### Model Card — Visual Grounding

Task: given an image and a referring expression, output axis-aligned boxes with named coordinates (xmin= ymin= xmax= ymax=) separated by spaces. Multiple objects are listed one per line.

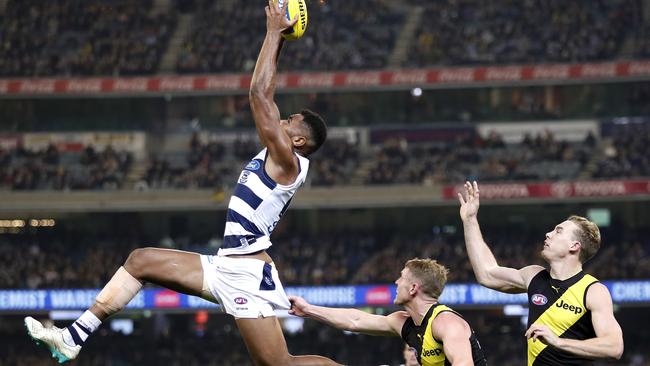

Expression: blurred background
xmin=0 ymin=0 xmax=649 ymax=365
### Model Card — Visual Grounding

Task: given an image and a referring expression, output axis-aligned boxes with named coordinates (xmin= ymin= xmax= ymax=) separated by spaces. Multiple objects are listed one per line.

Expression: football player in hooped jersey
xmin=289 ymin=258 xmax=488 ymax=366
xmin=458 ymin=181 xmax=624 ymax=366
xmin=24 ymin=2 xmax=338 ymax=365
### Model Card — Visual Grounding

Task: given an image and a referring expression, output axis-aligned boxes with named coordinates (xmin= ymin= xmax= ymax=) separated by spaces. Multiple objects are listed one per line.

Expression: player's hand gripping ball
xmin=276 ymin=0 xmax=308 ymax=41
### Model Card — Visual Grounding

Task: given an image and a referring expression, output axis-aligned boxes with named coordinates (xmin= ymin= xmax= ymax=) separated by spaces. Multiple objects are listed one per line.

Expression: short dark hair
xmin=300 ymin=109 xmax=327 ymax=156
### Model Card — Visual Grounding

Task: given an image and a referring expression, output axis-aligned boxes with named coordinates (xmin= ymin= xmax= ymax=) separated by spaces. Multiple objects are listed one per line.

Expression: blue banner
xmin=0 ymin=281 xmax=648 ymax=312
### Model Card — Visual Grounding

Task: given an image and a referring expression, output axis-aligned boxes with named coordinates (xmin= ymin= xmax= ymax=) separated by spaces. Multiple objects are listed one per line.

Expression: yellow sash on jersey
xmin=421 ymin=305 xmax=454 ymax=366
xmin=527 ymin=274 xmax=598 ymax=366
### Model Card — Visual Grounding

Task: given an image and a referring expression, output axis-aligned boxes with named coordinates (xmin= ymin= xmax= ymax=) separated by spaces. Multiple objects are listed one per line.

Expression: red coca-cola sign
xmin=1 ymin=60 xmax=648 ymax=96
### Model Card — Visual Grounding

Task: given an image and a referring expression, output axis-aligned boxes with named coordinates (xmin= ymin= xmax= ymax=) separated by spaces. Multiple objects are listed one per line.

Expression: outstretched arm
xmin=288 ymin=295 xmax=408 ymax=336
xmin=249 ymin=0 xmax=298 ymax=173
xmin=525 ymin=283 xmax=624 ymax=359
xmin=458 ymin=181 xmax=543 ymax=293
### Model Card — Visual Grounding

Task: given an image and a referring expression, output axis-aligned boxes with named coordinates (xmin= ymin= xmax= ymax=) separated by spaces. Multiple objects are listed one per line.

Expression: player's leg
xmin=236 ymin=316 xmax=341 ymax=366
xmin=91 ymin=247 xmax=205 ymax=319
xmin=25 ymin=247 xmax=205 ymax=363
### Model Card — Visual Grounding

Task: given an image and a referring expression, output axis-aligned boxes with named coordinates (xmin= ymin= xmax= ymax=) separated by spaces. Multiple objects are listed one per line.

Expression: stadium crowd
xmin=0 ymin=0 xmax=176 ymax=77
xmin=0 ymin=144 xmax=132 ymax=190
xmin=594 ymin=121 xmax=650 ymax=178
xmin=175 ymin=0 xmax=404 ymax=73
xmin=2 ymin=225 xmax=648 ymax=290
xmin=0 ymin=0 xmax=647 ymax=77
xmin=2 ymin=124 xmax=650 ymax=190
xmin=366 ymin=129 xmax=595 ymax=185
xmin=143 ymin=133 xmax=229 ymax=190
xmin=407 ymin=0 xmax=640 ymax=67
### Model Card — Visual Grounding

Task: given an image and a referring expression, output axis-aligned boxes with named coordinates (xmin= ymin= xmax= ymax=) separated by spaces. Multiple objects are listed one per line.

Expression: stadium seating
xmin=2 ymin=122 xmax=649 ymax=191
xmin=0 ymin=0 xmax=176 ymax=77
xmin=2 ymin=225 xmax=648 ymax=289
xmin=1 ymin=0 xmax=647 ymax=76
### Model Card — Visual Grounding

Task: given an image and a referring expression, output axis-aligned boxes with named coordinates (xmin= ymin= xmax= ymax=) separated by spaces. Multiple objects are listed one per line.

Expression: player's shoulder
xmin=522 ymin=264 xmax=546 ymax=275
xmin=522 ymin=265 xmax=546 ymax=284
xmin=431 ymin=310 xmax=471 ymax=339
xmin=433 ymin=308 xmax=465 ymax=325
xmin=388 ymin=310 xmax=410 ymax=322
xmin=388 ymin=310 xmax=411 ymax=332
xmin=585 ymin=282 xmax=612 ymax=303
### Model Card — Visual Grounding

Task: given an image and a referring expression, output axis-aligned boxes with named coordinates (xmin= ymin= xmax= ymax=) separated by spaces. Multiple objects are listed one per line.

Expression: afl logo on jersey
xmin=234 ymin=297 xmax=248 ymax=305
xmin=246 ymin=160 xmax=261 ymax=171
xmin=531 ymin=294 xmax=548 ymax=305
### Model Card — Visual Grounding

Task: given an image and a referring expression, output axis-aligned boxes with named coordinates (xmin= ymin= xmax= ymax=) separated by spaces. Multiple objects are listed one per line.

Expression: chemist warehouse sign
xmin=0 ymin=281 xmax=648 ymax=311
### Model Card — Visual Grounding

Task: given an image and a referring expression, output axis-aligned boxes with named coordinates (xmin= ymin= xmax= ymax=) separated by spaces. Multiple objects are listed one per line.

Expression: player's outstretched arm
xmin=249 ymin=0 xmax=299 ymax=173
xmin=525 ymin=283 xmax=624 ymax=359
xmin=431 ymin=312 xmax=474 ymax=366
xmin=458 ymin=181 xmax=543 ymax=293
xmin=288 ymin=295 xmax=408 ymax=336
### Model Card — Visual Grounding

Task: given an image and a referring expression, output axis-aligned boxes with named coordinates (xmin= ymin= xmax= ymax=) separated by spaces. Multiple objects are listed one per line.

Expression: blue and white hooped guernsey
xmin=218 ymin=148 xmax=309 ymax=256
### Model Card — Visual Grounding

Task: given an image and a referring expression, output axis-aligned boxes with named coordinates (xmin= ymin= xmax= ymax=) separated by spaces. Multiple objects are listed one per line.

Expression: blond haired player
xmin=458 ymin=181 xmax=624 ymax=365
xmin=25 ymin=2 xmax=339 ymax=365
xmin=289 ymin=259 xmax=488 ymax=366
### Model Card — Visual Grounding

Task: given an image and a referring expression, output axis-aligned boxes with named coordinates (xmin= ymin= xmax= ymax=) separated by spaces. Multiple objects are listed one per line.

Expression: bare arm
xmin=458 ymin=181 xmax=543 ymax=293
xmin=431 ymin=312 xmax=474 ymax=366
xmin=526 ymin=283 xmax=623 ymax=359
xmin=288 ymin=295 xmax=408 ymax=336
xmin=249 ymin=1 xmax=298 ymax=175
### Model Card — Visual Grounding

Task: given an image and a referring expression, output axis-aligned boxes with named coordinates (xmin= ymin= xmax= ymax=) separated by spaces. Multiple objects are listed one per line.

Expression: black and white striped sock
xmin=62 ymin=311 xmax=102 ymax=347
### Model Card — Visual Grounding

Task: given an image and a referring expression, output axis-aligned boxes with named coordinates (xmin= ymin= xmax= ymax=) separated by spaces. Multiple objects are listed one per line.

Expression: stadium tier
xmin=0 ymin=118 xmax=648 ymax=191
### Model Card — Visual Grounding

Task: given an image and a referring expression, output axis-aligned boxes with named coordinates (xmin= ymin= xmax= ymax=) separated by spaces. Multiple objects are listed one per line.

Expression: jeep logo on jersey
xmin=556 ymin=299 xmax=583 ymax=315
xmin=531 ymin=294 xmax=548 ymax=305
xmin=246 ymin=160 xmax=261 ymax=171
xmin=234 ymin=297 xmax=248 ymax=305
xmin=422 ymin=348 xmax=442 ymax=357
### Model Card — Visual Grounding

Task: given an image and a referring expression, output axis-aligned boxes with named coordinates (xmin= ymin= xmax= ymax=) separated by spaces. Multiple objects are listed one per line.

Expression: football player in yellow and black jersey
xmin=458 ymin=181 xmax=624 ymax=365
xmin=289 ymin=258 xmax=488 ymax=366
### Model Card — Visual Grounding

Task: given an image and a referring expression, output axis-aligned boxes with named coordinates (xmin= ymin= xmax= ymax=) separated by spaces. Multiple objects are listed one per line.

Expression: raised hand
xmin=458 ymin=181 xmax=481 ymax=221
xmin=265 ymin=0 xmax=298 ymax=34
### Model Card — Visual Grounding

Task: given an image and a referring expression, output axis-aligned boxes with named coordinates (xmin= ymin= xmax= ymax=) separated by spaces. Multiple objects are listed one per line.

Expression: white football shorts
xmin=199 ymin=255 xmax=291 ymax=319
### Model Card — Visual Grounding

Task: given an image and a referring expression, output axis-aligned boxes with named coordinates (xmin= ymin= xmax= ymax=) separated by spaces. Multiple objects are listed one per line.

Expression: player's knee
xmin=124 ymin=247 xmax=157 ymax=279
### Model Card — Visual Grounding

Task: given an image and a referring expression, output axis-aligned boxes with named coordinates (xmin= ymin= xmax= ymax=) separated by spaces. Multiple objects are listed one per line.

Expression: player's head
xmin=403 ymin=343 xmax=419 ymax=366
xmin=542 ymin=215 xmax=601 ymax=264
xmin=280 ymin=109 xmax=327 ymax=157
xmin=394 ymin=258 xmax=449 ymax=305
